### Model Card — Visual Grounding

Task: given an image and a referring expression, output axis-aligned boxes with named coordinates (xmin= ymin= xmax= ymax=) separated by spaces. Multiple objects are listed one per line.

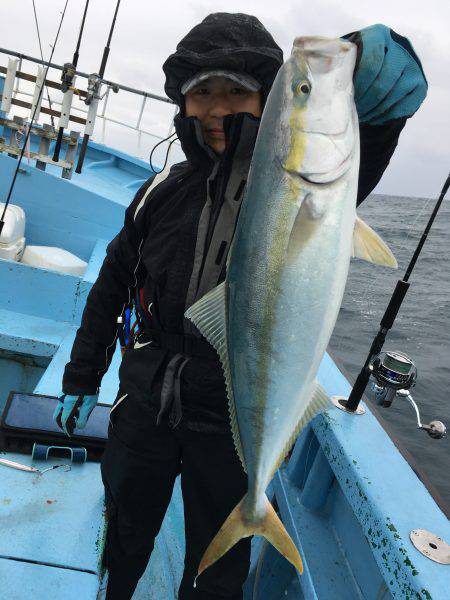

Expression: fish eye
xmin=292 ymin=80 xmax=311 ymax=96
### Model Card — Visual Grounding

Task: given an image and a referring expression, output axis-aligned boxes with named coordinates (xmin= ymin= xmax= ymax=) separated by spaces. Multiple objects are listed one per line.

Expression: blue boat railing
xmin=244 ymin=353 xmax=450 ymax=599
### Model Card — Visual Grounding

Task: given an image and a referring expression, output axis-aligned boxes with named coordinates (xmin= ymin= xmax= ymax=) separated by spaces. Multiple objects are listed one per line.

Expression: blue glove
xmin=53 ymin=394 xmax=99 ymax=436
xmin=344 ymin=24 xmax=428 ymax=125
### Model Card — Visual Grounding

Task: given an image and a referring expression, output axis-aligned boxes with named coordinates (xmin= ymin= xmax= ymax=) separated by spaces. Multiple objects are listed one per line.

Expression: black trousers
xmin=100 ymin=392 xmax=251 ymax=599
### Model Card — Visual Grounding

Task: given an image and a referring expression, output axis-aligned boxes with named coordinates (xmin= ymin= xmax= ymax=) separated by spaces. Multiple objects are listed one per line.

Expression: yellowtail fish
xmin=186 ymin=36 xmax=397 ymax=577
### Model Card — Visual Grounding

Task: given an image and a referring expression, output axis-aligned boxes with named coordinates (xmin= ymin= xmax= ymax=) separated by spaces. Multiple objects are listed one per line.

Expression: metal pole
xmin=0 ymin=47 xmax=174 ymax=104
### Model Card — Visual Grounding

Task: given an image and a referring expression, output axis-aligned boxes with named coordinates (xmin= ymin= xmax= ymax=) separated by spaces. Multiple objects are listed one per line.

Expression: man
xmin=54 ymin=13 xmax=427 ymax=600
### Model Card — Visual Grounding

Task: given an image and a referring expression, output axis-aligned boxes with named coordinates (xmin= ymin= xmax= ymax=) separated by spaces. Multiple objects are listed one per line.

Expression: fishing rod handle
xmin=99 ymin=47 xmax=110 ymax=80
xmin=52 ymin=127 xmax=64 ymax=162
xmin=75 ymin=133 xmax=89 ymax=174
xmin=98 ymin=0 xmax=121 ymax=78
xmin=346 ymin=329 xmax=387 ymax=410
xmin=346 ymin=279 xmax=411 ymax=411
xmin=346 ymin=369 xmax=372 ymax=411
xmin=380 ymin=279 xmax=410 ymax=329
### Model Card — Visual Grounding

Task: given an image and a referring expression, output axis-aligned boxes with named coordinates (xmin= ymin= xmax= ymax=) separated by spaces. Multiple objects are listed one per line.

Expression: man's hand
xmin=344 ymin=24 xmax=428 ymax=125
xmin=53 ymin=394 xmax=99 ymax=436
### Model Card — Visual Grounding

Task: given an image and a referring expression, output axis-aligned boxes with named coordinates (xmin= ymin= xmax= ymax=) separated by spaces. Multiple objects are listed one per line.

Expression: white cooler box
xmin=0 ymin=202 xmax=26 ymax=261
xmin=0 ymin=202 xmax=87 ymax=276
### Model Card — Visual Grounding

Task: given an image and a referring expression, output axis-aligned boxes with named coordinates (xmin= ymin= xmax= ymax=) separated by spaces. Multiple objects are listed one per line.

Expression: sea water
xmin=329 ymin=194 xmax=450 ymax=509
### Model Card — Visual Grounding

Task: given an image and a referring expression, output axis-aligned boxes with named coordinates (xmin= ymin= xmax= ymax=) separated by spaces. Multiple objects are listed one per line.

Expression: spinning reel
xmin=369 ymin=351 xmax=446 ymax=439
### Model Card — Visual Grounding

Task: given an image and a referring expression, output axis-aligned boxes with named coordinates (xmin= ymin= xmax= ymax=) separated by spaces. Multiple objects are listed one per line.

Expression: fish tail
xmin=197 ymin=493 xmax=303 ymax=578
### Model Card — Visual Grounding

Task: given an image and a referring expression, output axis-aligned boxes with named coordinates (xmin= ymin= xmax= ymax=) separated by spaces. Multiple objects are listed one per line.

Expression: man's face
xmin=184 ymin=76 xmax=262 ymax=155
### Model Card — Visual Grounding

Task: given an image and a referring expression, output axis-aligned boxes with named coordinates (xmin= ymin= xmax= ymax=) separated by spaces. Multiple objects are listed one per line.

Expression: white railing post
xmin=136 ymin=96 xmax=147 ymax=129
xmin=12 ymin=57 xmax=22 ymax=100
xmin=100 ymin=85 xmax=111 ymax=144
xmin=1 ymin=58 xmax=18 ymax=114
xmin=136 ymin=96 xmax=147 ymax=157
xmin=30 ymin=66 xmax=45 ymax=122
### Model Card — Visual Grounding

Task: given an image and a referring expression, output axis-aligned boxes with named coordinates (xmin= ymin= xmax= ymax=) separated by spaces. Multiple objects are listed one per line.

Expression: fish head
xmin=268 ymin=36 xmax=357 ymax=185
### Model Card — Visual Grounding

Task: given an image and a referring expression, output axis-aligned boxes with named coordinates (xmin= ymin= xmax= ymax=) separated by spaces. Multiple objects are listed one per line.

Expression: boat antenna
xmin=0 ymin=0 xmax=70 ymax=238
xmin=75 ymin=0 xmax=122 ymax=174
xmin=343 ymin=171 xmax=450 ymax=413
xmin=52 ymin=0 xmax=91 ymax=162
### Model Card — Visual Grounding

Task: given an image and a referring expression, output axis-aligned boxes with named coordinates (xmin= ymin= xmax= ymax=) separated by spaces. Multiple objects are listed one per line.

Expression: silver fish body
xmin=186 ymin=36 xmax=396 ymax=576
xmin=228 ymin=36 xmax=359 ymax=513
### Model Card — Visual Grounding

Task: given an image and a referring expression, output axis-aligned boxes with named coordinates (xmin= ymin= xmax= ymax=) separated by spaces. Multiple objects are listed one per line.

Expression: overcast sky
xmin=0 ymin=0 xmax=449 ymax=198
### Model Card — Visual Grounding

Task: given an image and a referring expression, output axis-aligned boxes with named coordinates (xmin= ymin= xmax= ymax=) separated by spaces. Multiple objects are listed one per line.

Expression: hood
xmin=163 ymin=13 xmax=283 ymax=107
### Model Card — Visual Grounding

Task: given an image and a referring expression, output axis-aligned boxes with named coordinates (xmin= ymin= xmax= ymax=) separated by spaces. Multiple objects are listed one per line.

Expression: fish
xmin=185 ymin=36 xmax=397 ymax=577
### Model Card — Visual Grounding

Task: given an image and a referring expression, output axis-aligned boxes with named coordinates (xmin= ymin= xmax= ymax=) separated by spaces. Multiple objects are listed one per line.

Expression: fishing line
xmin=0 ymin=0 xmax=70 ymax=235
xmin=159 ymin=137 xmax=179 ymax=172
xmin=353 ymin=193 xmax=434 ymax=352
xmin=359 ymin=195 xmax=434 ymax=318
xmin=149 ymin=131 xmax=178 ymax=173
xmin=32 ymin=0 xmax=56 ymax=128
xmin=325 ymin=193 xmax=434 ymax=389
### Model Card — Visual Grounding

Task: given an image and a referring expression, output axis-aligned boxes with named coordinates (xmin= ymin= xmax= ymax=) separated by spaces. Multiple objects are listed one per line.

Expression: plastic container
xmin=0 ymin=202 xmax=26 ymax=261
xmin=21 ymin=246 xmax=87 ymax=276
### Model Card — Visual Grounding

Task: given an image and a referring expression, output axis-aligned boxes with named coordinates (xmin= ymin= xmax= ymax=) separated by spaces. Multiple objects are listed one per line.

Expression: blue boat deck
xmin=1 ymin=127 xmax=450 ymax=599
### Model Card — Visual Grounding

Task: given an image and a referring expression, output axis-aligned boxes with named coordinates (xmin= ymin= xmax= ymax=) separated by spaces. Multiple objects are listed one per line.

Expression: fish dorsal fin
xmin=352 ymin=216 xmax=397 ymax=268
xmin=185 ymin=282 xmax=246 ymax=470
xmin=272 ymin=380 xmax=330 ymax=477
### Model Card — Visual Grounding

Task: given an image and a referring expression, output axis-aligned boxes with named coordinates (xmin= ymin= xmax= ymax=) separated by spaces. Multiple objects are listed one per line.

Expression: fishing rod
xmin=52 ymin=0 xmax=91 ymax=162
xmin=32 ymin=0 xmax=56 ymax=129
xmin=0 ymin=0 xmax=70 ymax=238
xmin=75 ymin=0 xmax=121 ymax=174
xmin=343 ymin=171 xmax=450 ymax=413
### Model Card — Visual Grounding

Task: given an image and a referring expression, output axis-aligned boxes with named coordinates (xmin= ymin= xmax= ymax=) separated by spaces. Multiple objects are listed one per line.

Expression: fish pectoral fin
xmin=185 ymin=283 xmax=246 ymax=471
xmin=352 ymin=216 xmax=397 ymax=268
xmin=286 ymin=194 xmax=322 ymax=265
xmin=197 ymin=494 xmax=303 ymax=579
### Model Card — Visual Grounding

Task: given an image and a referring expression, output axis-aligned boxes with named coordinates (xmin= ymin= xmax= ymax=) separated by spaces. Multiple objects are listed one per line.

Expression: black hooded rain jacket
xmin=62 ymin=13 xmax=407 ymax=432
